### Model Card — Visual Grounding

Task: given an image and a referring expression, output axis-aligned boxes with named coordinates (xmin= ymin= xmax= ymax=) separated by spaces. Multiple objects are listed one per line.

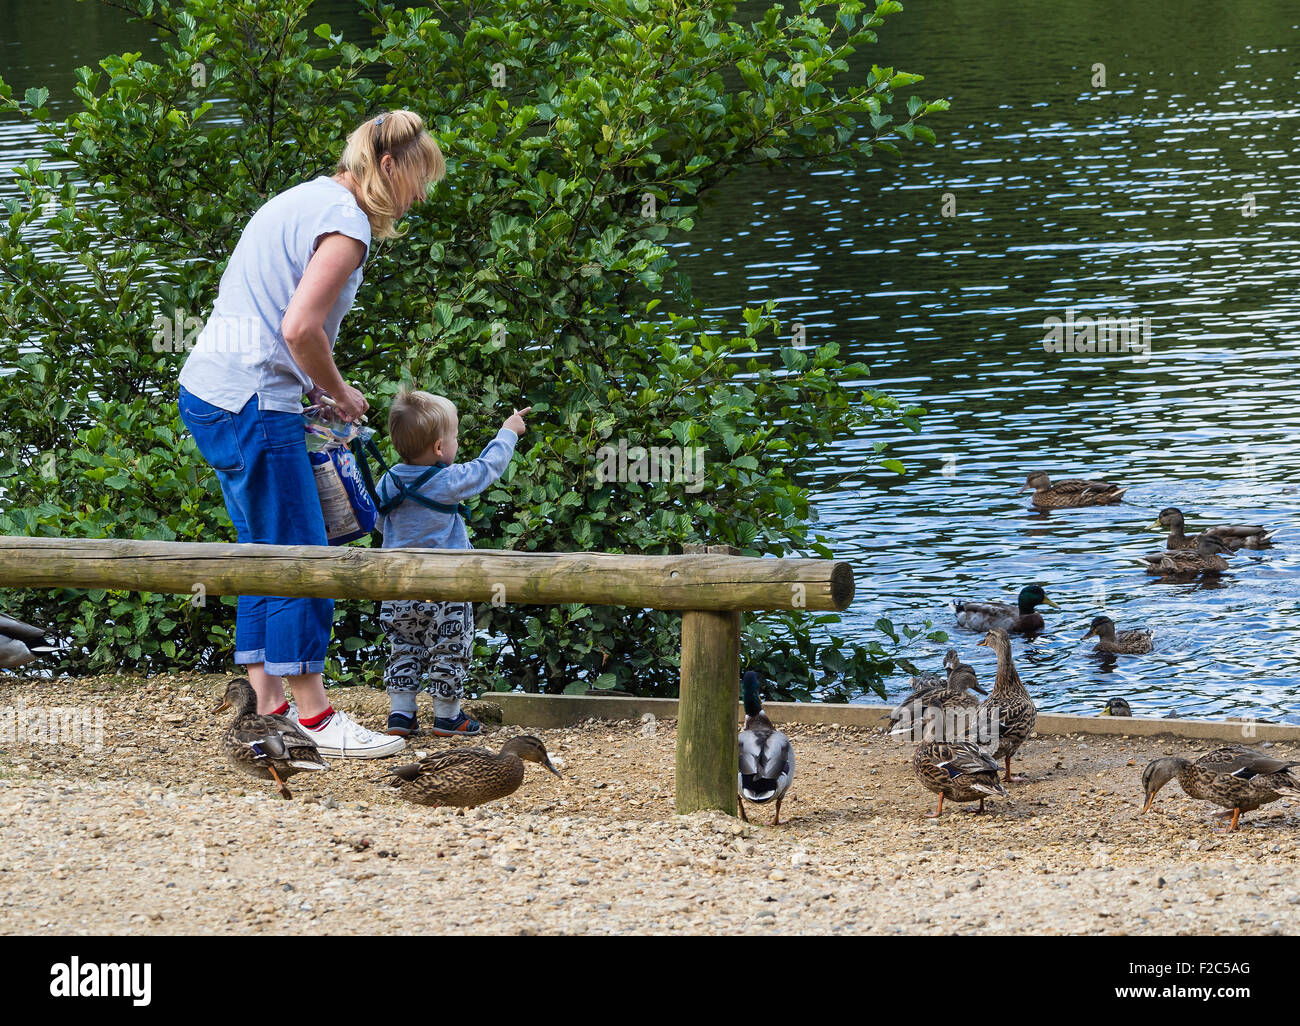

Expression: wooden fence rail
xmin=0 ymin=535 xmax=855 ymax=815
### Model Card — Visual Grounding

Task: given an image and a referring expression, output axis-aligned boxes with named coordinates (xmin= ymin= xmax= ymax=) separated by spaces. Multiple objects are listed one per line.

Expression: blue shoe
xmin=429 ymin=711 xmax=482 ymax=737
xmin=386 ymin=711 xmax=419 ymax=737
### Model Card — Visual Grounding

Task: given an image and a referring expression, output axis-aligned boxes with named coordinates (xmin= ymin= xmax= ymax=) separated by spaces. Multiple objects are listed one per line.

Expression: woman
xmin=178 ymin=110 xmax=444 ymax=758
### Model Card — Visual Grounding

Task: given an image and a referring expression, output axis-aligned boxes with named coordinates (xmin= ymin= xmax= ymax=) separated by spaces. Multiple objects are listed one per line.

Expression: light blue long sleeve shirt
xmin=376 ymin=428 xmax=518 ymax=550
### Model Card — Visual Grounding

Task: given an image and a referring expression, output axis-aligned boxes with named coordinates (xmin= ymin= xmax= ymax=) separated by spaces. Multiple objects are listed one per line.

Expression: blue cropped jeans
xmin=178 ymin=386 xmax=333 ymax=676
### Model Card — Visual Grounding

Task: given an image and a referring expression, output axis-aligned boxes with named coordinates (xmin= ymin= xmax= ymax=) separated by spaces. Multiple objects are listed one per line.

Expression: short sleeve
xmin=315 ymin=200 xmax=372 ymax=266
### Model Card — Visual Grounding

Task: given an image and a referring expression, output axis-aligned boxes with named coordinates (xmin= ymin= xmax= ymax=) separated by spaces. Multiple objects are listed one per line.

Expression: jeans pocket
xmin=179 ymin=392 xmax=245 ymax=473
xmin=258 ymin=405 xmax=309 ymax=452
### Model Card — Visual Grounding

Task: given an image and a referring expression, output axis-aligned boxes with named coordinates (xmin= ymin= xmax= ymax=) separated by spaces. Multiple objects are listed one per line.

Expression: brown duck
xmin=1155 ymin=506 xmax=1277 ymax=550
xmin=1142 ymin=746 xmax=1300 ymax=831
xmin=913 ymin=740 xmax=1009 ymax=817
xmin=1082 ymin=615 xmax=1153 ymax=654
xmin=1021 ymin=471 xmax=1126 ymax=509
xmin=213 ymin=678 xmax=328 ymax=799
xmin=976 ymin=628 xmax=1036 ymax=783
xmin=385 ymin=735 xmax=561 ymax=808
xmin=1139 ymin=533 xmax=1232 ymax=576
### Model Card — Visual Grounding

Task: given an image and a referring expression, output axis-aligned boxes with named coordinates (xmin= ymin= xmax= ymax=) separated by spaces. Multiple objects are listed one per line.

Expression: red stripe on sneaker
xmin=300 ymin=707 xmax=335 ymax=730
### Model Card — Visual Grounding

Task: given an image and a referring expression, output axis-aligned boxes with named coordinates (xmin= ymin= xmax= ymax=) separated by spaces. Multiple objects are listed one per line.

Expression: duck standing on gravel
xmin=737 ymin=670 xmax=795 ymax=826
xmin=953 ymin=584 xmax=1059 ymax=635
xmin=384 ymin=735 xmax=561 ymax=808
xmin=1082 ymin=615 xmax=1154 ymax=655
xmin=913 ymin=740 xmax=1009 ymax=817
xmin=1141 ymin=746 xmax=1300 ymax=832
xmin=1020 ymin=471 xmax=1126 ymax=509
xmin=977 ymin=629 xmax=1037 ymax=784
xmin=214 ymin=678 xmax=328 ymax=799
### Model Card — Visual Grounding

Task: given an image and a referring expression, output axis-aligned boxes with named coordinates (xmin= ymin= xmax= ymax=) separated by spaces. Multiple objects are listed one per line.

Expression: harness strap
xmin=357 ymin=436 xmax=467 ymax=517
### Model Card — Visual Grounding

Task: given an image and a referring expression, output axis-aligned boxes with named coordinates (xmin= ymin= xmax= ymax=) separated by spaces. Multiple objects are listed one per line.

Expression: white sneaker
xmin=302 ymin=709 xmax=407 ymax=759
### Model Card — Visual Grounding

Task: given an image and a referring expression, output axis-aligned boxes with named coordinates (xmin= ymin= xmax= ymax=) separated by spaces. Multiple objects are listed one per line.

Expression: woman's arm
xmin=281 ymin=232 xmax=369 ymax=421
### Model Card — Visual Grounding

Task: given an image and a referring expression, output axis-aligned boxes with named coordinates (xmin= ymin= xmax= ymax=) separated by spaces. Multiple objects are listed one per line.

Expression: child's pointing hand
xmin=504 ymin=406 xmax=531 ymax=436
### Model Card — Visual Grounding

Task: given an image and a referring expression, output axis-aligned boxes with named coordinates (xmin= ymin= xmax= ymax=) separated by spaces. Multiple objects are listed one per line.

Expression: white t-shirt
xmin=178 ymin=176 xmax=372 ymax=414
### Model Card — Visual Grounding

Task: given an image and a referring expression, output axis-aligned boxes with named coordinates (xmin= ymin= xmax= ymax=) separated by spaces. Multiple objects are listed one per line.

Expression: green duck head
xmin=1017 ymin=584 xmax=1059 ymax=614
xmin=742 ymin=670 xmax=763 ymax=716
xmin=502 ymin=735 xmax=563 ymax=777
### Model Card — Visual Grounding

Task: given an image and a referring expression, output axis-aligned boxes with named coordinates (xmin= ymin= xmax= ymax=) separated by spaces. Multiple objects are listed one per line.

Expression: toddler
xmin=376 ymin=389 xmax=528 ymax=736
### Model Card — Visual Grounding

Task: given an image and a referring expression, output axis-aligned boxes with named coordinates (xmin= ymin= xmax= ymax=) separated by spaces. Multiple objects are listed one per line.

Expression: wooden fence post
xmin=676 ymin=544 xmax=741 ymax=816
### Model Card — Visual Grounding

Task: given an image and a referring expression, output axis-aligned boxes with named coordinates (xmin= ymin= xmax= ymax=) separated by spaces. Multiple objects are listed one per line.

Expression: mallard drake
xmin=913 ymin=740 xmax=1009 ymax=817
xmin=953 ymin=584 xmax=1059 ymax=635
xmin=1021 ymin=471 xmax=1126 ymax=509
xmin=213 ymin=678 xmax=328 ymax=799
xmin=976 ymin=628 xmax=1036 ymax=784
xmin=1155 ymin=507 xmax=1277 ymax=551
xmin=1139 ymin=533 xmax=1232 ymax=576
xmin=1083 ymin=615 xmax=1153 ymax=654
xmin=0 ymin=613 xmax=58 ymax=670
xmin=385 ymin=735 xmax=561 ymax=808
xmin=1101 ymin=697 xmax=1132 ymax=717
xmin=1141 ymin=746 xmax=1300 ymax=831
xmin=889 ymin=654 xmax=986 ymax=741
xmin=737 ymin=670 xmax=795 ymax=825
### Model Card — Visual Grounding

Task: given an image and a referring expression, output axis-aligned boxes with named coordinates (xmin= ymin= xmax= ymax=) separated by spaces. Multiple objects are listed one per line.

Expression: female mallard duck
xmin=903 ymin=649 xmax=962 ymax=695
xmin=1021 ymin=471 xmax=1126 ymax=509
xmin=385 ymin=735 xmax=561 ymax=808
xmin=738 ymin=670 xmax=795 ymax=825
xmin=213 ymin=678 xmax=328 ymax=799
xmin=889 ymin=654 xmax=986 ymax=741
xmin=1155 ymin=507 xmax=1277 ymax=551
xmin=913 ymin=740 xmax=1009 ymax=817
xmin=1139 ymin=533 xmax=1232 ymax=576
xmin=1141 ymin=746 xmax=1300 ymax=831
xmin=977 ymin=628 xmax=1036 ymax=784
xmin=1101 ymin=697 xmax=1132 ymax=717
xmin=1082 ymin=615 xmax=1153 ymax=655
xmin=953 ymin=584 xmax=1059 ymax=635
xmin=0 ymin=613 xmax=58 ymax=670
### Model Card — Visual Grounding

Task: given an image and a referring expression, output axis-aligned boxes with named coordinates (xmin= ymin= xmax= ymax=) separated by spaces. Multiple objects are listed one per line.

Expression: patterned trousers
xmin=379 ymin=600 xmax=473 ymax=700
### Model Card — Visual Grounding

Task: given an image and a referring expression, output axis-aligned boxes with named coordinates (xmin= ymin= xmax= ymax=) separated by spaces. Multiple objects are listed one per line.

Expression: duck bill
xmin=971 ymin=683 xmax=988 ymax=696
xmin=1149 ymin=521 xmax=1164 ymax=530
xmin=212 ymin=699 xmax=231 ymax=715
xmin=1018 ymin=484 xmax=1031 ymax=493
xmin=976 ymin=637 xmax=989 ymax=647
xmin=1099 ymin=706 xmax=1110 ymax=715
xmin=1042 ymin=596 xmax=1060 ymax=609
xmin=544 ymin=760 xmax=563 ymax=778
xmin=1082 ymin=629 xmax=1096 ymax=641
xmin=1141 ymin=794 xmax=1155 ymax=814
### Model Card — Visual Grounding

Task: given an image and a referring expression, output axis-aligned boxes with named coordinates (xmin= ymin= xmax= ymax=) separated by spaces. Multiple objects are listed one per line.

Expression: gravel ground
xmin=3 ymin=672 xmax=1300 ymax=935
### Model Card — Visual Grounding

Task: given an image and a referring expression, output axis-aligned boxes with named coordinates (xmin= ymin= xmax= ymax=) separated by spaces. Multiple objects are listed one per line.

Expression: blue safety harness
xmin=354 ymin=435 xmax=467 ymax=518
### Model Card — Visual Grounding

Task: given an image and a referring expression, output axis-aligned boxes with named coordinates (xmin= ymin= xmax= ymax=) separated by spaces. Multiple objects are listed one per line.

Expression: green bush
xmin=0 ymin=0 xmax=945 ymax=699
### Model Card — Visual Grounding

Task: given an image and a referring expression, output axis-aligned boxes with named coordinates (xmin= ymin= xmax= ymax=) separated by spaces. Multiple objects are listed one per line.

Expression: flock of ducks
xmin=888 ymin=471 xmax=1295 ymax=831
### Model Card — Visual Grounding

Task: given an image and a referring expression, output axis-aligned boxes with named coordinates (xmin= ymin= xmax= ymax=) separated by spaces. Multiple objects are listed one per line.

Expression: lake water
xmin=4 ymin=1 xmax=1300 ymax=720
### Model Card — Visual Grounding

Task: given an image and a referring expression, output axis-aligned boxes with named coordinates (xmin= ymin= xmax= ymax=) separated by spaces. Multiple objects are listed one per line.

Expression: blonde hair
xmin=336 ymin=110 xmax=445 ymax=240
xmin=389 ymin=389 xmax=457 ymax=462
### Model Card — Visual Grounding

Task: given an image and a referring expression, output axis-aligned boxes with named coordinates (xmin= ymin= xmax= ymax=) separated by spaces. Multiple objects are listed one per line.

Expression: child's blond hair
xmin=389 ymin=390 xmax=457 ymax=462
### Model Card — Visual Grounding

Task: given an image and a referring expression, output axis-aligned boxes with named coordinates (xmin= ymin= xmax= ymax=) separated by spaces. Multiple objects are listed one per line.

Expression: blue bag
xmin=303 ymin=412 xmax=379 ymax=546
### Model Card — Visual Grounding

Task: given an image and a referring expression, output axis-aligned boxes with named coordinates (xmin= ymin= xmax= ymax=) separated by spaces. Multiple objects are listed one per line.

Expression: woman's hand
xmin=334 ymin=383 xmax=370 ymax=423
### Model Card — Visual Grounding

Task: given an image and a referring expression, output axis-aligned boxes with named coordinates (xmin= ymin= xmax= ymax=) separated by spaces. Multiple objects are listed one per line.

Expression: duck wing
xmin=0 ymin=614 xmax=48 ymax=644
xmin=232 ymin=715 xmax=327 ymax=770
xmin=739 ymin=728 xmax=794 ymax=800
xmin=952 ymin=599 xmax=1016 ymax=631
